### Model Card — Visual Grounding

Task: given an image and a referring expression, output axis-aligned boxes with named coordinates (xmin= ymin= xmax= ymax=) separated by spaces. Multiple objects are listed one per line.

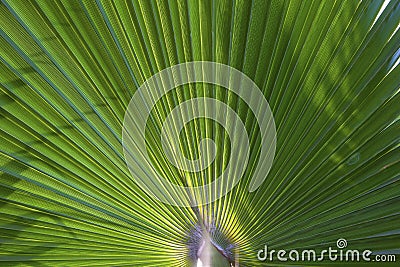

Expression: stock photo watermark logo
xmin=257 ymin=238 xmax=396 ymax=263
xmin=122 ymin=62 xmax=276 ymax=207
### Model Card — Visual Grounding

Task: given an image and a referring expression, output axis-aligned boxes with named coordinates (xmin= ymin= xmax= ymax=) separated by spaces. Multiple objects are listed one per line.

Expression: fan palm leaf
xmin=1 ymin=0 xmax=399 ymax=266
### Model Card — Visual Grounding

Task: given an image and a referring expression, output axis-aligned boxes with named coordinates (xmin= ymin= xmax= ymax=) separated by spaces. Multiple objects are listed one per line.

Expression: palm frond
xmin=1 ymin=0 xmax=399 ymax=266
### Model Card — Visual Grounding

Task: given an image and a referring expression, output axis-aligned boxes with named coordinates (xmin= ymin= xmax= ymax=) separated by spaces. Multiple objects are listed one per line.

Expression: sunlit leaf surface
xmin=1 ymin=0 xmax=399 ymax=266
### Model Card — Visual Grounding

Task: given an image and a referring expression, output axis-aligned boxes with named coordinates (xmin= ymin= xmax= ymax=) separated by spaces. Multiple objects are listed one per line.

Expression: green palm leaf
xmin=1 ymin=0 xmax=399 ymax=266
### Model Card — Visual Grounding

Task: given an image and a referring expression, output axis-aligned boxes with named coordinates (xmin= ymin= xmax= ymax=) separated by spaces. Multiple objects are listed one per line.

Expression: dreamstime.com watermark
xmin=257 ymin=238 xmax=396 ymax=263
xmin=122 ymin=61 xmax=276 ymax=207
